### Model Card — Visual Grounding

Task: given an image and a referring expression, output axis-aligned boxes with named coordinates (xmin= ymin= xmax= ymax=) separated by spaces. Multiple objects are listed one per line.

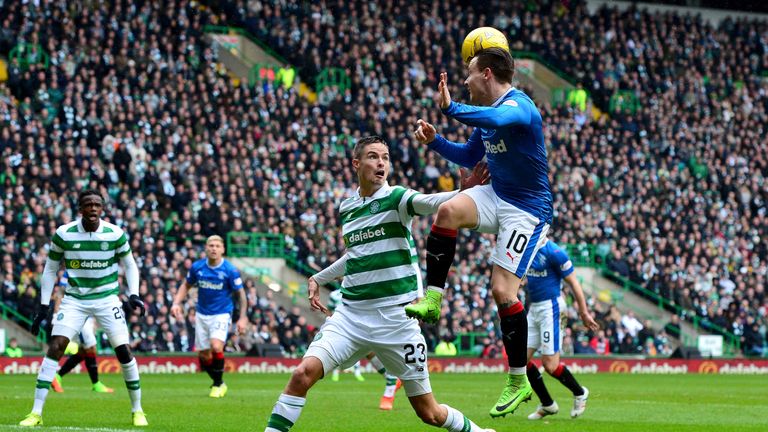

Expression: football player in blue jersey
xmin=523 ymin=240 xmax=598 ymax=420
xmin=406 ymin=47 xmax=553 ymax=417
xmin=172 ymin=235 xmax=248 ymax=398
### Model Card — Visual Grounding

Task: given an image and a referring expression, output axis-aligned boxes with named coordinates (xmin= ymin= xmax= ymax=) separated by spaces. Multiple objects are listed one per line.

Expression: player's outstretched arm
xmin=442 ymin=98 xmax=532 ymax=129
xmin=418 ymin=125 xmax=485 ymax=168
xmin=564 ymin=273 xmax=599 ymax=331
xmin=408 ymin=162 xmax=491 ymax=216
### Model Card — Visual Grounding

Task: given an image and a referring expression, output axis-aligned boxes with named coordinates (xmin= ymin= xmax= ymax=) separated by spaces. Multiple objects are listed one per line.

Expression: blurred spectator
xmin=434 ymin=335 xmax=458 ymax=357
xmin=589 ymin=330 xmax=611 ymax=355
xmin=4 ymin=337 xmax=23 ymax=357
xmin=574 ymin=335 xmax=596 ymax=355
xmin=665 ymin=315 xmax=682 ymax=339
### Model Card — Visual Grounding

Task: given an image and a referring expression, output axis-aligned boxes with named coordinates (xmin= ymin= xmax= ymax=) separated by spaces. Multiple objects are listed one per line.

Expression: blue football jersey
xmin=185 ymin=259 xmax=244 ymax=315
xmin=430 ymin=88 xmax=553 ymax=223
xmin=526 ymin=241 xmax=574 ymax=303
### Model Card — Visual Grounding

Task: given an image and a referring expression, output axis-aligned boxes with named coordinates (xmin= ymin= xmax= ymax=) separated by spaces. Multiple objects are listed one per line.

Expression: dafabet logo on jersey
xmin=69 ymin=260 xmax=110 ymax=270
xmin=344 ymin=227 xmax=387 ymax=246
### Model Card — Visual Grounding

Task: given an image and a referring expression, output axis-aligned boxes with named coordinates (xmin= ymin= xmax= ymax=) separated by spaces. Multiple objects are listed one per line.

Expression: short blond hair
xmin=206 ymin=235 xmax=225 ymax=246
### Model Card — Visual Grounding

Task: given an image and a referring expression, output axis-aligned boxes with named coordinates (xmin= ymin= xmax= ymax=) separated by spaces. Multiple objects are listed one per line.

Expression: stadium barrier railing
xmin=561 ymin=243 xmax=741 ymax=355
xmin=223 ymin=233 xmax=741 ymax=355
xmin=0 ymin=301 xmax=48 ymax=345
xmin=8 ymin=42 xmax=50 ymax=71
xmin=202 ymin=25 xmax=290 ymax=66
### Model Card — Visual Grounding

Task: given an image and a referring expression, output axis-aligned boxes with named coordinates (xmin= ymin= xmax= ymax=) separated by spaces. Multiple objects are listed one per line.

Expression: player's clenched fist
xmin=414 ymin=119 xmax=436 ymax=145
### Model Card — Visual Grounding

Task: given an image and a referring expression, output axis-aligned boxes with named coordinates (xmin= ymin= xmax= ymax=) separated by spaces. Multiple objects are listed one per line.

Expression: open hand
xmin=438 ymin=72 xmax=452 ymax=109
xmin=459 ymin=161 xmax=491 ymax=190
xmin=581 ymin=311 xmax=600 ymax=331
xmin=308 ymin=277 xmax=330 ymax=316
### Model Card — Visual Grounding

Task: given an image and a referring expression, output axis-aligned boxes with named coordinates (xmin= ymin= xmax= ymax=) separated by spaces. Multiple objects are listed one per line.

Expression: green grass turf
xmin=1 ymin=372 xmax=767 ymax=431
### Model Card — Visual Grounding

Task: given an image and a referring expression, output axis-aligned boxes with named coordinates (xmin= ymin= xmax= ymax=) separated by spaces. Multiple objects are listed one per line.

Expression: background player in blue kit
xmin=523 ymin=240 xmax=598 ymax=420
xmin=172 ymin=235 xmax=248 ymax=398
xmin=407 ymin=47 xmax=553 ymax=417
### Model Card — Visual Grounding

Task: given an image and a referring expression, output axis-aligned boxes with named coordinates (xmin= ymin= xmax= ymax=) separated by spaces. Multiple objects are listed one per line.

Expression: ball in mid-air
xmin=461 ymin=27 xmax=509 ymax=64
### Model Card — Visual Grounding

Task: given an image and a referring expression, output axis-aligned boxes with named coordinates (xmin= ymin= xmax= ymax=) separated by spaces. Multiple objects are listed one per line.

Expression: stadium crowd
xmin=0 ymin=0 xmax=765 ymax=358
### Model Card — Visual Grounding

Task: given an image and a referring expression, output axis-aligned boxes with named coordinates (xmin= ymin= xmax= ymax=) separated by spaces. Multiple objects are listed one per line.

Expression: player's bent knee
xmin=435 ymin=202 xmax=462 ymax=229
xmin=286 ymin=358 xmax=323 ymax=395
xmin=47 ymin=336 xmax=70 ymax=359
xmin=114 ymin=344 xmax=134 ymax=364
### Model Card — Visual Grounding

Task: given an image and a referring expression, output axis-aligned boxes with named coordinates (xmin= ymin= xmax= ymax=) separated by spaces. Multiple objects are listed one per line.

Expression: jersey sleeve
xmin=48 ymin=231 xmax=66 ymax=262
xmin=442 ymin=96 xmax=532 ymax=128
xmin=228 ymin=265 xmax=244 ymax=291
xmin=185 ymin=263 xmax=198 ymax=285
xmin=427 ymin=128 xmax=485 ymax=168
xmin=115 ymin=232 xmax=131 ymax=258
xmin=550 ymin=245 xmax=574 ymax=278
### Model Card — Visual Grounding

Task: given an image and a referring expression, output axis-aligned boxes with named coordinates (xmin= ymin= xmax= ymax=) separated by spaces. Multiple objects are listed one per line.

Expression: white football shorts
xmin=195 ymin=312 xmax=231 ymax=350
xmin=52 ymin=295 xmax=129 ymax=347
xmin=305 ymin=302 xmax=432 ymax=397
xmin=461 ymin=184 xmax=549 ymax=278
xmin=527 ymin=296 xmax=566 ymax=356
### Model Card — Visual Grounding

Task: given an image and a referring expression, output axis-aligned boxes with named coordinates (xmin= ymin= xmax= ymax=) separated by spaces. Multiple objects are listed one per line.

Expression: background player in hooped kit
xmin=406 ymin=47 xmax=554 ymax=418
xmin=171 ymin=235 xmax=248 ymax=398
xmin=264 ymin=135 xmax=496 ymax=432
xmin=523 ymin=240 xmax=599 ymax=420
xmin=20 ymin=189 xmax=147 ymax=427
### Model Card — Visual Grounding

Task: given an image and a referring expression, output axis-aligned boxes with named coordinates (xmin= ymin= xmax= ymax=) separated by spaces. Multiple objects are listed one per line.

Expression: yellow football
xmin=461 ymin=27 xmax=510 ymax=64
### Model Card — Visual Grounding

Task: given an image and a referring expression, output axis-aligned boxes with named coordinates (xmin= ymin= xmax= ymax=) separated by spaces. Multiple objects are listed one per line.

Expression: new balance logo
xmin=73 ymin=244 xmax=81 ymax=249
xmin=484 ymin=139 xmax=508 ymax=154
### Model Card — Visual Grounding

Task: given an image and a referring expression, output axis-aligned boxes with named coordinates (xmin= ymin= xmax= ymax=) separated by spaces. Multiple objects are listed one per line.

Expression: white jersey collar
xmin=353 ymin=183 xmax=391 ymax=201
xmin=491 ymin=87 xmax=516 ymax=108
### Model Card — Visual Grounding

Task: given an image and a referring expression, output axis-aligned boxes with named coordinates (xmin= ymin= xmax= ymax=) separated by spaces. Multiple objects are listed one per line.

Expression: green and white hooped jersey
xmin=48 ymin=219 xmax=132 ymax=300
xmin=339 ymin=184 xmax=423 ymax=308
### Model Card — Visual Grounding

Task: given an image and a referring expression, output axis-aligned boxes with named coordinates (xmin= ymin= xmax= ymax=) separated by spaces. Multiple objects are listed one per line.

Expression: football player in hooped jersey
xmin=20 ymin=190 xmax=147 ymax=427
xmin=407 ymin=47 xmax=553 ymax=417
xmin=171 ymin=235 xmax=248 ymax=398
xmin=523 ymin=240 xmax=598 ymax=420
xmin=265 ymin=136 xmax=496 ymax=432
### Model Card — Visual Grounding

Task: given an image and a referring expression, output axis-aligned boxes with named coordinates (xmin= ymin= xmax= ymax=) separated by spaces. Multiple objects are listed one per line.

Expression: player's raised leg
xmin=488 ymin=265 xmax=533 ymax=418
xmin=406 ymin=194 xmax=479 ymax=323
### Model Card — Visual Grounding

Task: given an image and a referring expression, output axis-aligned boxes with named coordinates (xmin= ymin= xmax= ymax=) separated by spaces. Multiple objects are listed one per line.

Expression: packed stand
xmin=0 ymin=0 xmax=766 ymax=357
xmin=223 ymin=0 xmax=768 ymax=354
xmin=0 ymin=0 xmax=317 ymax=356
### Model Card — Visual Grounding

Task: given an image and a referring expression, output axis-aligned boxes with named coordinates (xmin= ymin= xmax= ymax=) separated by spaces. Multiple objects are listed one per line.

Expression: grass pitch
xmin=1 ymin=372 xmax=767 ymax=431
